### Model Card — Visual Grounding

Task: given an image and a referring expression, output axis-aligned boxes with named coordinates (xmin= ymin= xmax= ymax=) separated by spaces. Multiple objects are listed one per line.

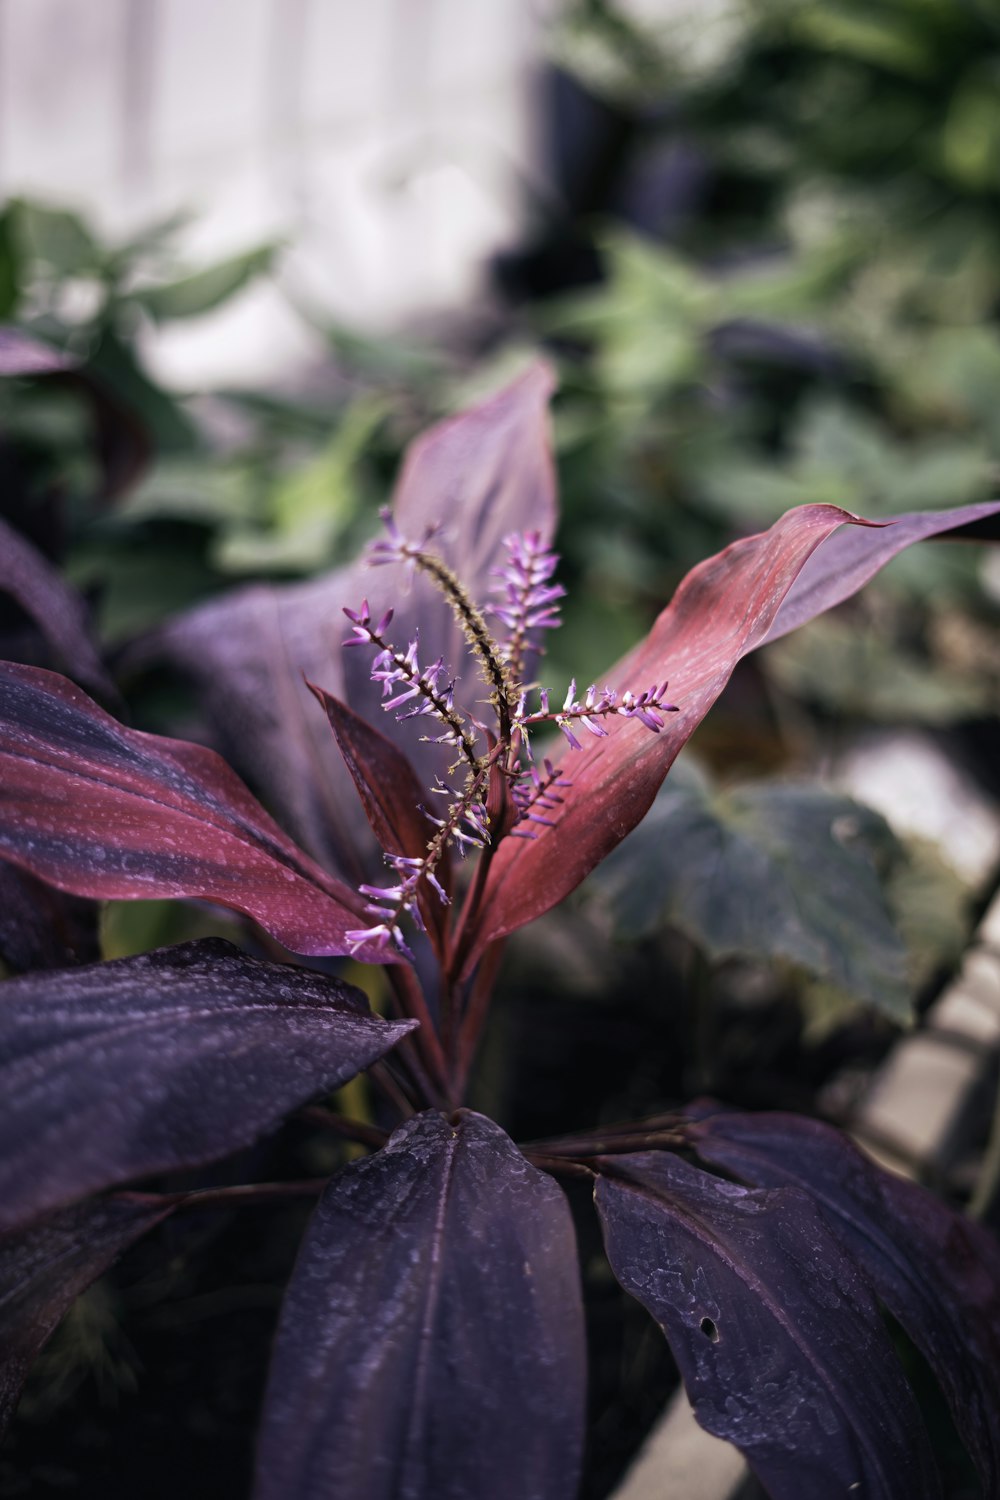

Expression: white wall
xmin=0 ymin=0 xmax=550 ymax=385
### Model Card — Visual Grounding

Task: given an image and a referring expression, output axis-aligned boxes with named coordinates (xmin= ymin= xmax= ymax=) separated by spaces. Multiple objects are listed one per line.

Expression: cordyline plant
xmin=2 ymin=363 xmax=1000 ymax=1499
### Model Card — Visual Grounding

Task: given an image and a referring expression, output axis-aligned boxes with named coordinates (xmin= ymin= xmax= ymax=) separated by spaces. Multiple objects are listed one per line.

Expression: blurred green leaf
xmin=213 ymin=397 xmax=385 ymax=574
xmin=766 ymin=613 xmax=993 ymax=721
xmin=133 ymin=244 xmax=279 ymax=322
xmin=12 ymin=200 xmax=101 ymax=277
xmin=591 ymin=775 xmax=912 ymax=1020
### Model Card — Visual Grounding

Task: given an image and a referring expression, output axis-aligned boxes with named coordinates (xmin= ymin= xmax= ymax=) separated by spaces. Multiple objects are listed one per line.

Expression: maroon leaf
xmin=0 ymin=516 xmax=119 ymax=702
xmin=0 ymin=1193 xmax=174 ymax=1435
xmin=146 ymin=364 xmax=557 ymax=882
xmin=687 ymin=1106 xmax=1000 ymax=1496
xmin=468 ymin=499 xmax=1000 ymax=965
xmin=595 ymin=1151 xmax=941 ymax=1500
xmin=254 ymin=1109 xmax=585 ymax=1500
xmin=764 ymin=499 xmax=1000 ymax=643
xmin=0 ymin=864 xmax=98 ymax=972
xmin=0 ymin=661 xmax=389 ymax=960
xmin=309 ymin=682 xmax=451 ymax=945
xmin=0 ymin=937 xmax=415 ymax=1232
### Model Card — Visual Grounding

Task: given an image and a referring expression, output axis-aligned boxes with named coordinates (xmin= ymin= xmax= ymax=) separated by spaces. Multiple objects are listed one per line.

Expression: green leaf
xmin=133 ymin=244 xmax=279 ymax=322
xmin=0 ymin=206 xmax=21 ymax=319
xmin=11 ymin=200 xmax=101 ymax=277
xmin=765 ymin=615 xmax=992 ymax=722
xmin=592 ymin=775 xmax=912 ymax=1020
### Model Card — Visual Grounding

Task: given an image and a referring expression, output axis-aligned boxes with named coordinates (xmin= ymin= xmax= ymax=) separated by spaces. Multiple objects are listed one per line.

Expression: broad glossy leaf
xmin=255 ymin=1109 xmax=585 ymax=1500
xmin=687 ymin=1107 xmax=1000 ymax=1496
xmin=591 ymin=776 xmax=910 ymax=1019
xmin=148 ymin=364 xmax=557 ymax=880
xmin=0 ymin=516 xmax=118 ymax=702
xmin=0 ymin=662 xmax=388 ymax=960
xmin=469 ymin=498 xmax=1000 ymax=965
xmin=0 ymin=1194 xmax=172 ymax=1435
xmin=595 ymin=1151 xmax=940 ymax=1500
xmin=0 ymin=864 xmax=97 ymax=972
xmin=0 ymin=937 xmax=415 ymax=1231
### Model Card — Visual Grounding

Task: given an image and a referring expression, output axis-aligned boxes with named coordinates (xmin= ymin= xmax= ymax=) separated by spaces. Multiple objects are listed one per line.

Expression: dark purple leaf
xmin=0 ymin=325 xmax=149 ymax=500
xmin=764 ymin=500 xmax=1000 ymax=643
xmin=0 ymin=516 xmax=118 ymax=702
xmin=0 ymin=863 xmax=98 ymax=972
xmin=469 ymin=498 xmax=1000 ymax=965
xmin=0 ymin=937 xmax=415 ymax=1231
xmin=0 ymin=661 xmax=389 ymax=960
xmin=595 ymin=1150 xmax=941 ymax=1500
xmin=255 ymin=1109 xmax=585 ymax=1500
xmin=0 ymin=1194 xmax=173 ymax=1435
xmin=687 ymin=1106 xmax=1000 ymax=1496
xmin=147 ymin=364 xmax=557 ymax=881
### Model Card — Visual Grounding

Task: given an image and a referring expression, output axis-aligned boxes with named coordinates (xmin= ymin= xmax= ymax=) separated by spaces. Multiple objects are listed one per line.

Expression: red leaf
xmin=0 ymin=937 xmax=415 ymax=1231
xmin=595 ymin=1150 xmax=941 ymax=1500
xmin=467 ymin=499 xmax=1000 ymax=966
xmin=255 ymin=1109 xmax=585 ymax=1500
xmin=764 ymin=499 xmax=1000 ymax=643
xmin=0 ymin=662 xmax=388 ymax=960
xmin=308 ymin=682 xmax=451 ymax=946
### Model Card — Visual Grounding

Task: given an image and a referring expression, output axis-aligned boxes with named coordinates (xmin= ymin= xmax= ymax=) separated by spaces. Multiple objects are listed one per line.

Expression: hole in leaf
xmin=699 ymin=1317 xmax=720 ymax=1343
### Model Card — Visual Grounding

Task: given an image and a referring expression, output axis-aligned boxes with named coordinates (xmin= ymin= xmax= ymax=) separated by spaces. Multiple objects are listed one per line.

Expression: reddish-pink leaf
xmin=255 ymin=1109 xmax=585 ymax=1500
xmin=595 ymin=1151 xmax=941 ymax=1500
xmin=147 ymin=364 xmax=557 ymax=882
xmin=764 ymin=499 xmax=1000 ymax=643
xmin=686 ymin=1106 xmax=1000 ymax=1496
xmin=0 ymin=937 xmax=415 ymax=1232
xmin=308 ymin=682 xmax=451 ymax=946
xmin=467 ymin=499 xmax=1000 ymax=966
xmin=0 ymin=1194 xmax=174 ymax=1435
xmin=0 ymin=662 xmax=388 ymax=961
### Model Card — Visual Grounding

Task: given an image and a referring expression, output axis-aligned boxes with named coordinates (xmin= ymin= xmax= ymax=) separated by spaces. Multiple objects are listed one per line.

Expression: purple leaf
xmin=146 ymin=364 xmax=557 ymax=882
xmin=0 ymin=328 xmax=73 ymax=376
xmin=0 ymin=661 xmax=389 ymax=961
xmin=595 ymin=1150 xmax=941 ymax=1500
xmin=254 ymin=1109 xmax=585 ymax=1500
xmin=0 ymin=937 xmax=416 ymax=1232
xmin=764 ymin=500 xmax=1000 ymax=643
xmin=0 ymin=1194 xmax=174 ymax=1436
xmin=0 ymin=863 xmax=98 ymax=972
xmin=469 ymin=498 xmax=1000 ymax=965
xmin=0 ymin=325 xmax=149 ymax=500
xmin=0 ymin=516 xmax=119 ymax=703
xmin=687 ymin=1106 xmax=1000 ymax=1496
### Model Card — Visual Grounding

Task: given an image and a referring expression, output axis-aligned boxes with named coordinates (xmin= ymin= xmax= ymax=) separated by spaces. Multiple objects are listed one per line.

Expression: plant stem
xmin=453 ymin=939 xmax=506 ymax=1098
xmin=298 ymin=1107 xmax=389 ymax=1149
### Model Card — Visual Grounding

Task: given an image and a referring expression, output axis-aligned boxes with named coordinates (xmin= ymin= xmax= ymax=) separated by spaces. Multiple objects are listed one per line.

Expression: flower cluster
xmin=342 ymin=515 xmax=678 ymax=955
xmin=489 ymin=531 xmax=564 ymax=677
